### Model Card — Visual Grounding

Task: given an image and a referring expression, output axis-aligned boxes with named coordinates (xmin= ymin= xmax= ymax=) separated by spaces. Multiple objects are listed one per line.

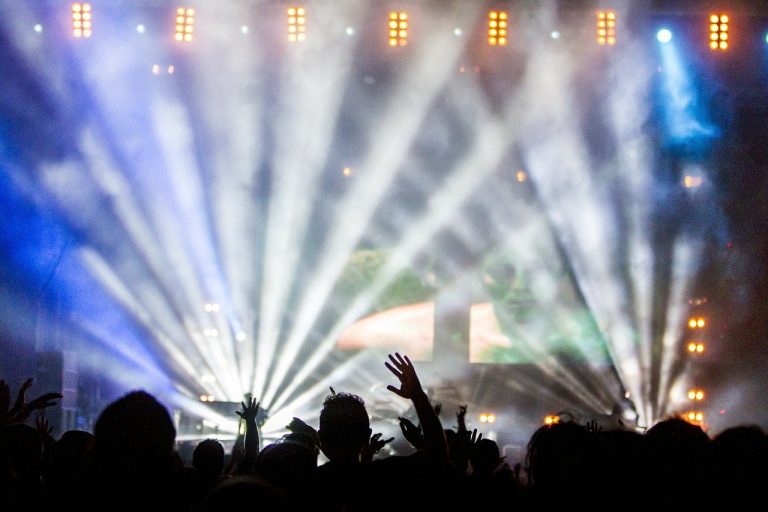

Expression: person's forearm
xmin=412 ymin=389 xmax=447 ymax=459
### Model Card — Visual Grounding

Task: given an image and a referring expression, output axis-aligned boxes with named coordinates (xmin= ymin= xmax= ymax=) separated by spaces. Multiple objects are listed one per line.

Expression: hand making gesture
xmin=385 ymin=353 xmax=425 ymax=400
xmin=384 ymin=353 xmax=447 ymax=459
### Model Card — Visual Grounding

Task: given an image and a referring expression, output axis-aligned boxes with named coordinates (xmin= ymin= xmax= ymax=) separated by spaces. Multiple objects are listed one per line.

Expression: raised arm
xmin=234 ymin=396 xmax=260 ymax=472
xmin=385 ymin=353 xmax=447 ymax=460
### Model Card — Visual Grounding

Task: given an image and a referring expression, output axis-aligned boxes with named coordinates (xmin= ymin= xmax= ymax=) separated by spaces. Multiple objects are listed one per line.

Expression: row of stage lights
xmin=536 ymin=304 xmax=712 ymax=429
xmin=683 ymin=299 xmax=710 ymax=428
xmin=64 ymin=4 xmax=741 ymax=51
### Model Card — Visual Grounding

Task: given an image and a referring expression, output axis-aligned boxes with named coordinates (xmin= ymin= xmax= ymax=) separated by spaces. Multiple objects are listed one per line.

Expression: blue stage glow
xmin=656 ymin=37 xmax=719 ymax=147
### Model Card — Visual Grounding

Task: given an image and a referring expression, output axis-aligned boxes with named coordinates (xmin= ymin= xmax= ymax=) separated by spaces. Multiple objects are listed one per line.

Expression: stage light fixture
xmin=388 ymin=11 xmax=408 ymax=47
xmin=487 ymin=10 xmax=508 ymax=46
xmin=516 ymin=170 xmax=527 ymax=183
xmin=204 ymin=302 xmax=221 ymax=313
xmin=709 ymin=14 xmax=729 ymax=50
xmin=657 ymin=28 xmax=672 ymax=43
xmin=687 ymin=389 xmax=705 ymax=401
xmin=175 ymin=7 xmax=194 ymax=42
xmin=688 ymin=316 xmax=706 ymax=329
xmin=72 ymin=3 xmax=93 ymax=38
xmin=685 ymin=411 xmax=704 ymax=424
xmin=287 ymin=6 xmax=306 ymax=42
xmin=479 ymin=413 xmax=496 ymax=423
xmin=544 ymin=415 xmax=560 ymax=425
xmin=597 ymin=10 xmax=616 ymax=46
xmin=687 ymin=342 xmax=705 ymax=354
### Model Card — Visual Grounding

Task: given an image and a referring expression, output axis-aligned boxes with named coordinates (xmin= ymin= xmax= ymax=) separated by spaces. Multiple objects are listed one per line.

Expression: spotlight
xmin=687 ymin=342 xmax=705 ymax=354
xmin=204 ymin=302 xmax=221 ymax=313
xmin=453 ymin=28 xmax=463 ymax=37
xmin=687 ymin=389 xmax=705 ymax=401
xmin=342 ymin=167 xmax=353 ymax=177
xmin=479 ymin=413 xmax=496 ymax=423
xmin=550 ymin=30 xmax=560 ymax=39
xmin=235 ymin=332 xmax=247 ymax=342
xmin=487 ymin=10 xmax=508 ymax=46
xmin=709 ymin=14 xmax=729 ymax=50
xmin=657 ymin=28 xmax=672 ymax=43
xmin=34 ymin=24 xmax=43 ymax=33
xmin=687 ymin=317 xmax=706 ymax=329
xmin=137 ymin=24 xmax=146 ymax=34
xmin=388 ymin=11 xmax=408 ymax=47
xmin=199 ymin=394 xmax=214 ymax=402
xmin=72 ymin=3 xmax=93 ymax=39
xmin=544 ymin=415 xmax=560 ymax=425
xmin=175 ymin=7 xmax=194 ymax=42
xmin=241 ymin=25 xmax=249 ymax=34
xmin=516 ymin=170 xmax=527 ymax=183
xmin=685 ymin=411 xmax=704 ymax=424
xmin=287 ymin=6 xmax=306 ymax=42
xmin=345 ymin=27 xmax=355 ymax=36
xmin=596 ymin=10 xmax=616 ymax=46
xmin=684 ymin=175 xmax=703 ymax=188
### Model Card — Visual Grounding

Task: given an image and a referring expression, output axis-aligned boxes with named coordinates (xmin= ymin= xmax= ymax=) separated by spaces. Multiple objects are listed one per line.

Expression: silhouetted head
xmin=281 ymin=432 xmax=319 ymax=460
xmin=318 ymin=392 xmax=370 ymax=462
xmin=93 ymin=390 xmax=176 ymax=469
xmin=470 ymin=438 xmax=502 ymax=475
xmin=192 ymin=439 xmax=224 ymax=482
xmin=699 ymin=425 xmax=768 ymax=504
xmin=255 ymin=439 xmax=316 ymax=493
xmin=645 ymin=417 xmax=710 ymax=507
xmin=0 ymin=423 xmax=42 ymax=476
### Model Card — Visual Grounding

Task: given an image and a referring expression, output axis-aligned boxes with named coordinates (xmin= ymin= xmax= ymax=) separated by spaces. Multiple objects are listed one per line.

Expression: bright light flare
xmin=479 ymin=413 xmax=496 ymax=423
xmin=488 ymin=10 xmax=508 ymax=46
xmin=388 ymin=11 xmax=408 ymax=47
xmin=709 ymin=14 xmax=729 ymax=50
xmin=544 ymin=415 xmax=560 ymax=425
xmin=657 ymin=28 xmax=672 ymax=43
xmin=175 ymin=7 xmax=195 ymax=42
xmin=72 ymin=3 xmax=93 ymax=39
xmin=287 ymin=6 xmax=307 ymax=42
xmin=597 ymin=10 xmax=616 ymax=46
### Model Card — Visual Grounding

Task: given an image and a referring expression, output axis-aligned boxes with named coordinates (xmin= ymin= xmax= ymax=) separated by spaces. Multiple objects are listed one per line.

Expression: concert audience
xmin=1 ymin=357 xmax=766 ymax=511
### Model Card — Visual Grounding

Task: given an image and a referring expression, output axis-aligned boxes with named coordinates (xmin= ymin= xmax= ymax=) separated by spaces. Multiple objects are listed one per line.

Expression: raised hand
xmin=385 ymin=353 xmax=424 ymax=400
xmin=235 ymin=396 xmax=260 ymax=472
xmin=1 ymin=378 xmax=62 ymax=426
xmin=398 ymin=416 xmax=426 ymax=450
xmin=286 ymin=416 xmax=319 ymax=445
xmin=362 ymin=432 xmax=395 ymax=462
xmin=451 ymin=427 xmax=482 ymax=471
xmin=235 ymin=397 xmax=260 ymax=424
xmin=456 ymin=404 xmax=468 ymax=433
xmin=12 ymin=378 xmax=33 ymax=413
xmin=35 ymin=416 xmax=53 ymax=439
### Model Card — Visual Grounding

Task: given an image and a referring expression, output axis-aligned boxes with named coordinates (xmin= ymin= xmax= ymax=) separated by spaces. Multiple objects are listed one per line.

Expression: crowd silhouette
xmin=1 ymin=353 xmax=767 ymax=511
